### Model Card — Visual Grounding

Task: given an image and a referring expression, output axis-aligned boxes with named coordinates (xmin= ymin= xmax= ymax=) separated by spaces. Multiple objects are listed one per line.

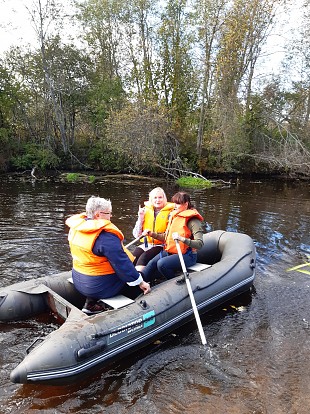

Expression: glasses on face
xmin=98 ymin=211 xmax=112 ymax=216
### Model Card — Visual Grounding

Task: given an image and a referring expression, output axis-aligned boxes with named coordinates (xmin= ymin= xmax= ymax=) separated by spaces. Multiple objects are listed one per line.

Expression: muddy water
xmin=0 ymin=176 xmax=309 ymax=414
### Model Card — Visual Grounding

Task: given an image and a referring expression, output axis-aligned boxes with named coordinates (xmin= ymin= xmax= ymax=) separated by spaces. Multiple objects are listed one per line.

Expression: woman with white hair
xmin=132 ymin=187 xmax=175 ymax=272
xmin=66 ymin=196 xmax=151 ymax=315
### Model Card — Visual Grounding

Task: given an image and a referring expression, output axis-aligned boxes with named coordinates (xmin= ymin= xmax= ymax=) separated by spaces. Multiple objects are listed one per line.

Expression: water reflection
xmin=0 ymin=176 xmax=309 ymax=413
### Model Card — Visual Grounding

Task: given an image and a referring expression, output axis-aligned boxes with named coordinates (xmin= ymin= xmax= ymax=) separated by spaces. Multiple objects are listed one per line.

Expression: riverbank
xmin=2 ymin=169 xmax=310 ymax=185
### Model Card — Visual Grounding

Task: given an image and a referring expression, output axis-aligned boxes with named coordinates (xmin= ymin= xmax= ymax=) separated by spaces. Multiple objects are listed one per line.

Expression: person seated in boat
xmin=140 ymin=192 xmax=204 ymax=282
xmin=132 ymin=187 xmax=175 ymax=273
xmin=65 ymin=196 xmax=151 ymax=315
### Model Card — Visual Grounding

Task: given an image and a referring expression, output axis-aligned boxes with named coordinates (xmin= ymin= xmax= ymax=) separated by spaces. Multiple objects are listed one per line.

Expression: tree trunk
xmin=37 ymin=0 xmax=68 ymax=153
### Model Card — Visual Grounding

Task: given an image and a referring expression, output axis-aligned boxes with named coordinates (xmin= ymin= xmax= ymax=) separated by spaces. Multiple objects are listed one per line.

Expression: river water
xmin=0 ymin=175 xmax=309 ymax=414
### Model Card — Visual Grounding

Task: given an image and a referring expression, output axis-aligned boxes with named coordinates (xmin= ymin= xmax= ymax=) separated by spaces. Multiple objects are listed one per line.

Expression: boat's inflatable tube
xmin=6 ymin=230 xmax=256 ymax=385
xmin=0 ymin=271 xmax=84 ymax=322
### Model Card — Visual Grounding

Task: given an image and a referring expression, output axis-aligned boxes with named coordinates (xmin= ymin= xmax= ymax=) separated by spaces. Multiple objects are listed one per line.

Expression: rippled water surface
xmin=0 ymin=175 xmax=309 ymax=414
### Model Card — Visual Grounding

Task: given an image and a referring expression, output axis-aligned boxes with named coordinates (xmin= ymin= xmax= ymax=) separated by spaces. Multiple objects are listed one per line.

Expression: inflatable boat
xmin=0 ymin=230 xmax=256 ymax=385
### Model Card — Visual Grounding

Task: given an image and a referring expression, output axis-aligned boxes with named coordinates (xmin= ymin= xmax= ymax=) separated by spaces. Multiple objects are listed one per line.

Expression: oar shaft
xmin=175 ymin=240 xmax=207 ymax=346
xmin=185 ymin=277 xmax=207 ymax=345
xmin=125 ymin=236 xmax=141 ymax=248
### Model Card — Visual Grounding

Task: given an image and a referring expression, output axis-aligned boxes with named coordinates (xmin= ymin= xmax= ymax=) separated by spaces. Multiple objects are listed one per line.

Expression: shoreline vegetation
xmin=2 ymin=170 xmax=308 ymax=190
xmin=1 ymin=2 xmax=310 ymax=180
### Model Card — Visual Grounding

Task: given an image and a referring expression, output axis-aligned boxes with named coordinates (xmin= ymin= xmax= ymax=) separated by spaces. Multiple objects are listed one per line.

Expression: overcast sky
xmin=0 ymin=0 xmax=35 ymax=53
xmin=0 ymin=0 xmax=75 ymax=54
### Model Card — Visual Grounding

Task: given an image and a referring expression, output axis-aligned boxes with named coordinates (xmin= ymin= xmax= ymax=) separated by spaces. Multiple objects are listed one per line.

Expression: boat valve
xmin=139 ymin=299 xmax=149 ymax=309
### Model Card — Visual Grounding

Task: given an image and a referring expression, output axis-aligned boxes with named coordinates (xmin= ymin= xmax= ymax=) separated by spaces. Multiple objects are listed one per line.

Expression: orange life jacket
xmin=142 ymin=201 xmax=175 ymax=245
xmin=66 ymin=213 xmax=134 ymax=276
xmin=165 ymin=209 xmax=203 ymax=254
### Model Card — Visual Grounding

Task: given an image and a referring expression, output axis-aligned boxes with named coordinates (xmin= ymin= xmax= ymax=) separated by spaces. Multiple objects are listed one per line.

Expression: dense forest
xmin=0 ymin=0 xmax=309 ymax=179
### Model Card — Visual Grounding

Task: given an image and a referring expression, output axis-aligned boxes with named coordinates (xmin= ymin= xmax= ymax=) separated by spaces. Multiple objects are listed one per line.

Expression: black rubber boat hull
xmin=4 ymin=230 xmax=256 ymax=386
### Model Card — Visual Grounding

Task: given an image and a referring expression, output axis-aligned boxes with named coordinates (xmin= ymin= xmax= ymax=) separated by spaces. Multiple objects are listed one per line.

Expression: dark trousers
xmin=133 ymin=245 xmax=164 ymax=266
xmin=143 ymin=249 xmax=197 ymax=282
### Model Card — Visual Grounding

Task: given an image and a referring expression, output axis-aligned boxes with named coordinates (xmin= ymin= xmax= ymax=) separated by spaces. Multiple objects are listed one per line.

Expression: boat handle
xmin=26 ymin=337 xmax=45 ymax=354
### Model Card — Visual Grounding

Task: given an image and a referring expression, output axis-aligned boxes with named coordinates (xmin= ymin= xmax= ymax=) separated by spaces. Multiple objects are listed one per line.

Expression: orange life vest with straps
xmin=165 ymin=209 xmax=203 ymax=254
xmin=66 ymin=213 xmax=134 ymax=276
xmin=142 ymin=201 xmax=175 ymax=245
